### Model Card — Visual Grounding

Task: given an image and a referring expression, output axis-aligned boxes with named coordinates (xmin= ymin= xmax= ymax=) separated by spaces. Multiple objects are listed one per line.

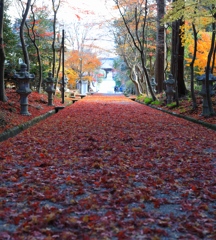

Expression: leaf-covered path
xmin=1 ymin=94 xmax=216 ymax=239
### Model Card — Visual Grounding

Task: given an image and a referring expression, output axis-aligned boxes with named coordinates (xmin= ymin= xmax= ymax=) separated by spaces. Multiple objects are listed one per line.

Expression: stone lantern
xmin=164 ymin=74 xmax=175 ymax=104
xmin=196 ymin=68 xmax=216 ymax=116
xmin=44 ymin=72 xmax=55 ymax=106
xmin=13 ymin=63 xmax=35 ymax=115
xmin=150 ymin=77 xmax=157 ymax=93
xmin=58 ymin=75 xmax=68 ymax=95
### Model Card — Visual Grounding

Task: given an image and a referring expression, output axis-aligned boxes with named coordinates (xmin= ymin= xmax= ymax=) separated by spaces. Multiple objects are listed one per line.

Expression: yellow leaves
xmin=175 ymin=167 xmax=182 ymax=173
xmin=31 ymin=215 xmax=38 ymax=224
xmin=68 ymin=217 xmax=77 ymax=223
xmin=44 ymin=212 xmax=56 ymax=223
xmin=82 ymin=215 xmax=89 ymax=223
xmin=182 ymin=23 xmax=213 ymax=74
xmin=65 ymin=50 xmax=101 ymax=79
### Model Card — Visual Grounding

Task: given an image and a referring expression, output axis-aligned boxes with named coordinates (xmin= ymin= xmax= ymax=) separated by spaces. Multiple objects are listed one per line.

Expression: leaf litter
xmin=0 ymin=94 xmax=216 ymax=239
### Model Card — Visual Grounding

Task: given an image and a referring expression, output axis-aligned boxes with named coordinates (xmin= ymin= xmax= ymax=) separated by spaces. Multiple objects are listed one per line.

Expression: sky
xmin=57 ymin=0 xmax=118 ymax=57
xmin=9 ymin=0 xmax=118 ymax=58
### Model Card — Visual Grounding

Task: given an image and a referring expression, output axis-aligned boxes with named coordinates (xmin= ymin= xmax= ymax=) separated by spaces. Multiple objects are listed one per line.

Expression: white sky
xmin=59 ymin=0 xmax=118 ymax=57
xmin=9 ymin=0 xmax=119 ymax=57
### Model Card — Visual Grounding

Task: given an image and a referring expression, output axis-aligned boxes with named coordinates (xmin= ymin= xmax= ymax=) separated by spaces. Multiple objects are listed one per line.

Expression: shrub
xmin=151 ymin=100 xmax=162 ymax=106
xmin=144 ymin=97 xmax=153 ymax=105
xmin=166 ymin=102 xmax=177 ymax=108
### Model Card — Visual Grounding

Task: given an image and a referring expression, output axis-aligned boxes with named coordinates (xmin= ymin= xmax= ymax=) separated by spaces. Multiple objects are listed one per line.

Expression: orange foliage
xmin=187 ymin=31 xmax=214 ymax=74
xmin=65 ymin=50 xmax=101 ymax=87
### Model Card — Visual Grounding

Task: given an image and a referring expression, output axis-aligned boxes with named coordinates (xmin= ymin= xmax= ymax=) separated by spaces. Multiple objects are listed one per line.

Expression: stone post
xmin=164 ymin=74 xmax=175 ymax=104
xmin=196 ymin=68 xmax=216 ymax=116
xmin=44 ymin=72 xmax=55 ymax=106
xmin=150 ymin=77 xmax=157 ymax=93
xmin=13 ymin=63 xmax=35 ymax=115
xmin=58 ymin=75 xmax=68 ymax=97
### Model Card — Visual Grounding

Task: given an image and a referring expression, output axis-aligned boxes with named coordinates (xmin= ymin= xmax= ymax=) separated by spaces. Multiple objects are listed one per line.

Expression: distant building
xmin=100 ymin=58 xmax=116 ymax=77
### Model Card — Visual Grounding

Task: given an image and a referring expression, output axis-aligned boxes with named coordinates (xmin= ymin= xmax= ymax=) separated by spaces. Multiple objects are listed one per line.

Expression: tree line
xmin=0 ymin=0 xmax=102 ymax=102
xmin=0 ymin=0 xmax=216 ymax=116
xmin=111 ymin=0 xmax=215 ymax=115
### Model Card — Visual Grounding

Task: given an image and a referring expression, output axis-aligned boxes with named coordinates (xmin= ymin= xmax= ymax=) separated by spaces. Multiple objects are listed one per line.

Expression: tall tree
xmin=25 ymin=1 xmax=51 ymax=93
xmin=205 ymin=5 xmax=216 ymax=116
xmin=0 ymin=0 xmax=7 ymax=102
xmin=171 ymin=17 xmax=186 ymax=98
xmin=19 ymin=0 xmax=32 ymax=71
xmin=114 ymin=29 xmax=147 ymax=95
xmin=155 ymin=0 xmax=165 ymax=93
xmin=163 ymin=0 xmax=216 ymax=114
xmin=113 ymin=0 xmax=156 ymax=101
xmin=51 ymin=0 xmax=60 ymax=79
xmin=189 ymin=23 xmax=198 ymax=110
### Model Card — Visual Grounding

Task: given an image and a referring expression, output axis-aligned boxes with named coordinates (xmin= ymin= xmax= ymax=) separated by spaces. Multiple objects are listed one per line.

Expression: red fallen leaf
xmin=191 ymin=185 xmax=197 ymax=192
xmin=10 ymin=176 xmax=18 ymax=182
xmin=143 ymin=227 xmax=152 ymax=234
xmin=40 ymin=153 xmax=45 ymax=158
xmin=50 ymin=174 xmax=57 ymax=179
xmin=1 ymin=93 xmax=216 ymax=239
xmin=13 ymin=216 xmax=21 ymax=225
xmin=116 ymin=231 xmax=126 ymax=239
xmin=66 ymin=176 xmax=72 ymax=181
xmin=0 ymin=187 xmax=7 ymax=195
xmin=199 ymin=203 xmax=209 ymax=211
xmin=29 ymin=201 xmax=40 ymax=208
xmin=89 ymin=215 xmax=100 ymax=221
xmin=82 ymin=235 xmax=91 ymax=240
xmin=73 ymin=188 xmax=85 ymax=196
xmin=105 ymin=211 xmax=114 ymax=217
xmin=153 ymin=199 xmax=160 ymax=208
xmin=154 ymin=228 xmax=168 ymax=236
xmin=94 ymin=181 xmax=101 ymax=186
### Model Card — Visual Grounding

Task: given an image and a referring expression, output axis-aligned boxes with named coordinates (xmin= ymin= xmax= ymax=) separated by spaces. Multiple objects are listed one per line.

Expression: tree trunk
xmin=56 ymin=46 xmax=62 ymax=85
xmin=141 ymin=52 xmax=156 ymax=101
xmin=205 ymin=18 xmax=215 ymax=116
xmin=211 ymin=42 xmax=215 ymax=74
xmin=52 ymin=11 xmax=57 ymax=79
xmin=30 ymin=3 xmax=42 ymax=93
xmin=20 ymin=0 xmax=31 ymax=71
xmin=0 ymin=0 xmax=7 ymax=102
xmin=51 ymin=0 xmax=60 ymax=80
xmin=130 ymin=67 xmax=141 ymax=95
xmin=155 ymin=0 xmax=165 ymax=93
xmin=171 ymin=18 xmax=187 ymax=98
xmin=190 ymin=23 xmax=197 ymax=110
xmin=36 ymin=45 xmax=42 ymax=93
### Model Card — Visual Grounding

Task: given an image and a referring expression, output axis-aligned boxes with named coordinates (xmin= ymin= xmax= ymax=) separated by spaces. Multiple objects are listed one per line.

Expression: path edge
xmin=0 ymin=110 xmax=55 ymax=142
xmin=136 ymin=100 xmax=216 ymax=131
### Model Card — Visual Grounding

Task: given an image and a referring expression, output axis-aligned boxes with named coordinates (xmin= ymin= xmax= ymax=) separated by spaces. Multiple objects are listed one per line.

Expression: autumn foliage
xmin=65 ymin=50 xmax=101 ymax=87
xmin=0 ymin=94 xmax=216 ymax=239
xmin=182 ymin=25 xmax=214 ymax=74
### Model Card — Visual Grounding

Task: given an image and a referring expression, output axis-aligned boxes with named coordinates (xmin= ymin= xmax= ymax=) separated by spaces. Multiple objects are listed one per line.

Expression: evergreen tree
xmin=3 ymin=6 xmax=20 ymax=77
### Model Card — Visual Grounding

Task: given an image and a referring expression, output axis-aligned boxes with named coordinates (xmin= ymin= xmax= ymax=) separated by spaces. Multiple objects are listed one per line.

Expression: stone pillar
xmin=13 ymin=63 xmax=35 ymax=115
xmin=58 ymin=75 xmax=68 ymax=97
xmin=45 ymin=72 xmax=55 ymax=106
xmin=164 ymin=74 xmax=175 ymax=104
xmin=196 ymin=68 xmax=216 ymax=116
xmin=150 ymin=77 xmax=157 ymax=93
